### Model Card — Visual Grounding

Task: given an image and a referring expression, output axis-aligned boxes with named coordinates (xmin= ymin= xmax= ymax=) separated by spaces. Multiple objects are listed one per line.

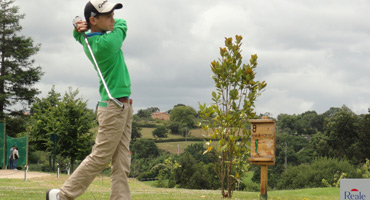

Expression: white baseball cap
xmin=84 ymin=0 xmax=123 ymax=21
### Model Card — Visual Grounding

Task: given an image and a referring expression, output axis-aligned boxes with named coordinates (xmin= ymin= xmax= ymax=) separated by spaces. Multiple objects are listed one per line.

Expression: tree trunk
xmin=71 ymin=158 xmax=75 ymax=173
xmin=49 ymin=155 xmax=52 ymax=172
xmin=227 ymin=148 xmax=233 ymax=198
xmin=221 ymin=151 xmax=226 ymax=198
xmin=0 ymin=22 xmax=5 ymax=117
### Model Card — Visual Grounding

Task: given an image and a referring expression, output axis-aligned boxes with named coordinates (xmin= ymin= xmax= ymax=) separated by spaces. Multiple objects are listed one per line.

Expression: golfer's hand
xmin=74 ymin=21 xmax=88 ymax=32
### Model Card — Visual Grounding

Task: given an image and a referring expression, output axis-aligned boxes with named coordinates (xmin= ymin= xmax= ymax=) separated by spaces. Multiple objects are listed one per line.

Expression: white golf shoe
xmin=46 ymin=189 xmax=60 ymax=200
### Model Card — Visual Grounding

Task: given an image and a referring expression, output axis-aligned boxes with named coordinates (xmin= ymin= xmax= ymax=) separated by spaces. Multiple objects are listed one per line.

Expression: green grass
xmin=141 ymin=128 xmax=184 ymax=140
xmin=139 ymin=127 xmax=206 ymax=154
xmin=0 ymin=173 xmax=340 ymax=200
xmin=141 ymin=128 xmax=210 ymax=140
xmin=156 ymin=141 xmax=199 ymax=154
xmin=141 ymin=127 xmax=155 ymax=139
xmin=141 ymin=128 xmax=206 ymax=154
xmin=139 ymin=127 xmax=230 ymax=154
xmin=188 ymin=128 xmax=210 ymax=138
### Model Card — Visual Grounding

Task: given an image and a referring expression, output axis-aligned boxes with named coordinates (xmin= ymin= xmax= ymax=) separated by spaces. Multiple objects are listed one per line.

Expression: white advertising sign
xmin=340 ymin=179 xmax=370 ymax=200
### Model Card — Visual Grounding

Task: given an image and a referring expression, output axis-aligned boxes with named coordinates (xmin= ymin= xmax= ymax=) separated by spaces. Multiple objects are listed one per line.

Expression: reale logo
xmin=344 ymin=189 xmax=366 ymax=200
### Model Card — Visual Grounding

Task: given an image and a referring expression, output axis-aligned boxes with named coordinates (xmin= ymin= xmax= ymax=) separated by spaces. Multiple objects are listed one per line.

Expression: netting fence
xmin=6 ymin=136 xmax=27 ymax=168
xmin=0 ymin=123 xmax=4 ymax=168
xmin=0 ymin=123 xmax=27 ymax=169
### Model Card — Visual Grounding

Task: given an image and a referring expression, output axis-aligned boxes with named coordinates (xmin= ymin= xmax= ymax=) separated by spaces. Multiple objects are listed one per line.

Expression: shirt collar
xmin=86 ymin=32 xmax=104 ymax=38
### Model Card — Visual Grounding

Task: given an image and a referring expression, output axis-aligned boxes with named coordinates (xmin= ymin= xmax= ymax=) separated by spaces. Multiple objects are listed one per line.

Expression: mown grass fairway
xmin=141 ymin=128 xmax=209 ymax=140
xmin=156 ymin=141 xmax=198 ymax=154
xmin=140 ymin=128 xmax=208 ymax=154
xmin=0 ymin=173 xmax=340 ymax=200
xmin=141 ymin=128 xmax=184 ymax=140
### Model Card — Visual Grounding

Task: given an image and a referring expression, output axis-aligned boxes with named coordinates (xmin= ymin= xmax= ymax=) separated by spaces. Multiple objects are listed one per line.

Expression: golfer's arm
xmin=115 ymin=19 xmax=127 ymax=33
xmin=102 ymin=19 xmax=127 ymax=52
xmin=113 ymin=19 xmax=127 ymax=41
xmin=73 ymin=29 xmax=84 ymax=44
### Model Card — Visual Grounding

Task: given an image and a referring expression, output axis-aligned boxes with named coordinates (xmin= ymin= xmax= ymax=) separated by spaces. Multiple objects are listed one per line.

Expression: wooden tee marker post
xmin=248 ymin=116 xmax=276 ymax=200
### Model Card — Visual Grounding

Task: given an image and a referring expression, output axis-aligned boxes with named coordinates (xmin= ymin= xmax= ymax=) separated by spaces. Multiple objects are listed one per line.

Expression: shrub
xmin=131 ymin=139 xmax=159 ymax=159
xmin=188 ymin=166 xmax=209 ymax=189
xmin=168 ymin=121 xmax=181 ymax=134
xmin=276 ymin=157 xmax=359 ymax=189
xmin=132 ymin=154 xmax=170 ymax=180
xmin=174 ymin=152 xmax=219 ymax=189
xmin=28 ymin=164 xmax=43 ymax=171
xmin=239 ymin=180 xmax=259 ymax=192
xmin=240 ymin=172 xmax=259 ymax=192
xmin=184 ymin=143 xmax=205 ymax=163
xmin=155 ymin=157 xmax=181 ymax=188
xmin=357 ymin=158 xmax=370 ymax=178
xmin=152 ymin=126 xmax=169 ymax=138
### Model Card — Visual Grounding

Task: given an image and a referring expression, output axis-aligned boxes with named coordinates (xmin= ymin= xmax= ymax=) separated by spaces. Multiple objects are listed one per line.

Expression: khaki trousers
xmin=60 ymin=100 xmax=133 ymax=200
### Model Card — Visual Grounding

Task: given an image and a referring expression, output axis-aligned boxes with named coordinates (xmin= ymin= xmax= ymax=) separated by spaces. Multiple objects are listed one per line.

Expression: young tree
xmin=29 ymin=87 xmax=95 ymax=171
xmin=56 ymin=88 xmax=95 ymax=171
xmin=170 ymin=105 xmax=197 ymax=128
xmin=131 ymin=139 xmax=159 ymax=159
xmin=323 ymin=105 xmax=359 ymax=161
xmin=199 ymin=35 xmax=266 ymax=198
xmin=0 ymin=0 xmax=43 ymax=124
xmin=168 ymin=121 xmax=181 ymax=134
xmin=152 ymin=125 xmax=168 ymax=139
xmin=131 ymin=121 xmax=142 ymax=141
xmin=357 ymin=110 xmax=370 ymax=162
xmin=28 ymin=87 xmax=61 ymax=153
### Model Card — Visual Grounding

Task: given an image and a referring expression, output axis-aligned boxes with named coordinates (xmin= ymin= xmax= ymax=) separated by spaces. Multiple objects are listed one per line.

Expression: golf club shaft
xmin=81 ymin=32 xmax=123 ymax=108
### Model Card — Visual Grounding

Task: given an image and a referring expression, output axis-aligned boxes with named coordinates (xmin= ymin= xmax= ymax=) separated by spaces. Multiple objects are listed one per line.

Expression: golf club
xmin=73 ymin=16 xmax=123 ymax=108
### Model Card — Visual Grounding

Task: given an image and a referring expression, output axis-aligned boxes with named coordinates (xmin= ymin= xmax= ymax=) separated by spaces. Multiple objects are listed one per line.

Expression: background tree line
xmin=251 ymin=105 xmax=370 ymax=190
xmin=24 ymin=91 xmax=370 ymax=190
xmin=276 ymin=105 xmax=370 ymax=164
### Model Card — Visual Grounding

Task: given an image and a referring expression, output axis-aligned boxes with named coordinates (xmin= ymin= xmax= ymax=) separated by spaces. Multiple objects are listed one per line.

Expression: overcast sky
xmin=13 ymin=0 xmax=370 ymax=118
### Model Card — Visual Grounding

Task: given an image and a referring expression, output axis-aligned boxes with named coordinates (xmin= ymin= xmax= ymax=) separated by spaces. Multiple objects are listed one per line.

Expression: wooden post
xmin=248 ymin=117 xmax=276 ymax=200
xmin=26 ymin=131 xmax=29 ymax=170
xmin=260 ymin=165 xmax=268 ymax=200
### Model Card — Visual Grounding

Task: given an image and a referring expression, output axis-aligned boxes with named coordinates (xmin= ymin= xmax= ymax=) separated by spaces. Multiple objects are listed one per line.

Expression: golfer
xmin=47 ymin=0 xmax=133 ymax=199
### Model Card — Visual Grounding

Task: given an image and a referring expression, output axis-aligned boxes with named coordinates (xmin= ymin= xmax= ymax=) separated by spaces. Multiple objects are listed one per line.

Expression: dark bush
xmin=168 ymin=121 xmax=181 ymax=134
xmin=276 ymin=157 xmax=359 ymax=189
xmin=183 ymin=143 xmax=216 ymax=164
xmin=152 ymin=126 xmax=169 ymax=138
xmin=131 ymin=139 xmax=159 ymax=159
xmin=132 ymin=154 xmax=170 ymax=180
xmin=174 ymin=152 xmax=219 ymax=189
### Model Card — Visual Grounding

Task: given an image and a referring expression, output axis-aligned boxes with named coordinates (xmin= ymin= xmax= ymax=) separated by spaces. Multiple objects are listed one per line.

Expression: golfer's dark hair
xmin=84 ymin=1 xmax=99 ymax=29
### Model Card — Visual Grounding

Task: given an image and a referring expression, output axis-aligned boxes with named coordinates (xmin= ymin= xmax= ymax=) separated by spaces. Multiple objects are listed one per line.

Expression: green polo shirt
xmin=73 ymin=19 xmax=131 ymax=101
